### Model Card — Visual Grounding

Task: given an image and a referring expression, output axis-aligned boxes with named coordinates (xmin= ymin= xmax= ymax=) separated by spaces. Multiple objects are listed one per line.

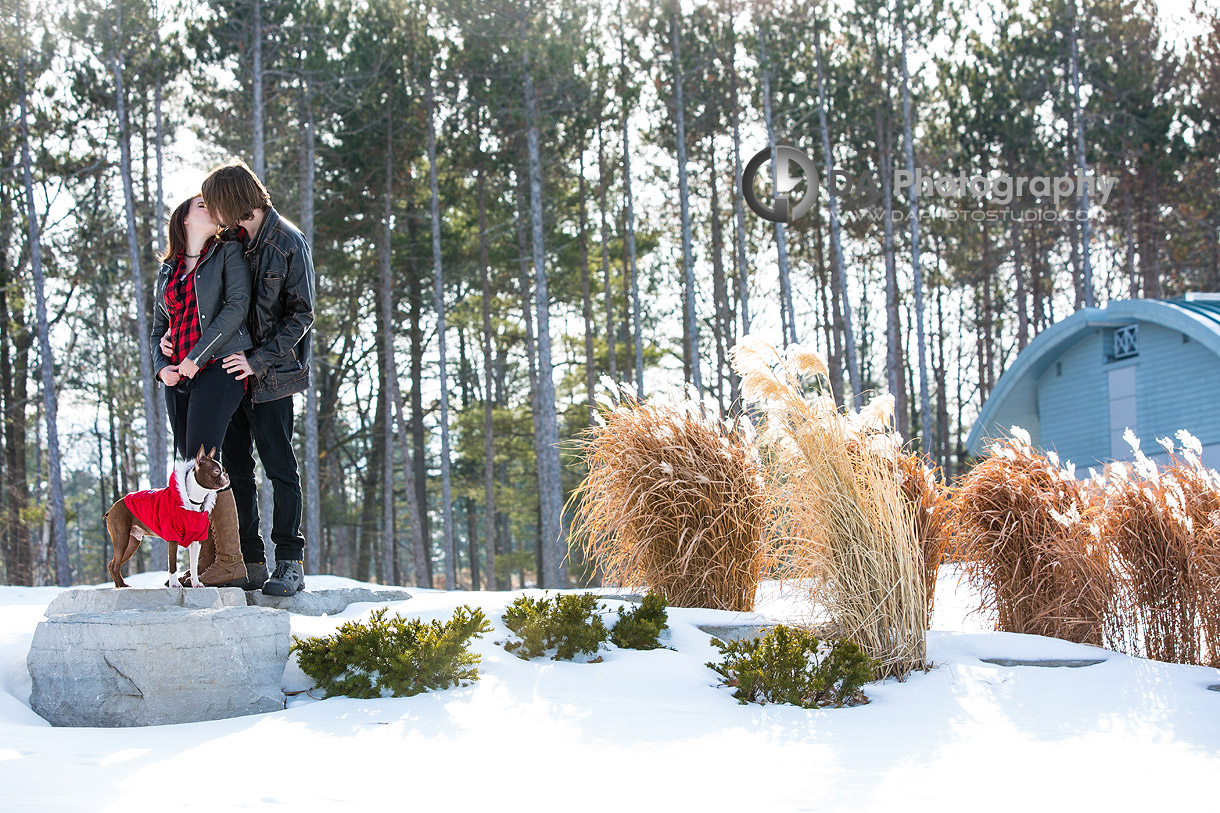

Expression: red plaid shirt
xmin=165 ymin=239 xmax=212 ymax=368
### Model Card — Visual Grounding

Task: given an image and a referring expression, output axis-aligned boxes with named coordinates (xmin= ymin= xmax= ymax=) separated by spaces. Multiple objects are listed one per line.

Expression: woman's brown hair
xmin=201 ymin=158 xmax=272 ymax=228
xmin=161 ymin=195 xmax=201 ymax=262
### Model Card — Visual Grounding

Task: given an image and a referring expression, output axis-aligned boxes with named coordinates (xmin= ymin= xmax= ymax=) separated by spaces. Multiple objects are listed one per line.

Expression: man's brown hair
xmin=201 ymin=158 xmax=272 ymax=228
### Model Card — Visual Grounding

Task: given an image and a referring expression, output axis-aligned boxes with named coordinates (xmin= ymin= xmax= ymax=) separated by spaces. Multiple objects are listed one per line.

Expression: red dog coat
xmin=122 ymin=466 xmax=211 ymax=546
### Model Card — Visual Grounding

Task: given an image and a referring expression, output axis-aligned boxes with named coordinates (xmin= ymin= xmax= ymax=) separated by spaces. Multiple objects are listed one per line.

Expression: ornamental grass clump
xmin=948 ymin=428 xmax=1118 ymax=647
xmin=728 ymin=335 xmax=926 ymax=679
xmin=897 ymin=451 xmax=951 ymax=626
xmin=567 ymin=379 xmax=771 ymax=612
xmin=707 ymin=625 xmax=875 ymax=708
xmin=1097 ymin=429 xmax=1220 ymax=666
xmin=291 ymin=606 xmax=492 ymax=699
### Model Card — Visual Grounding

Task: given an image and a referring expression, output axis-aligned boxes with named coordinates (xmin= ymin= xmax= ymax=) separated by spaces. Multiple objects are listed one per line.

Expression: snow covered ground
xmin=0 ymin=567 xmax=1216 ymax=812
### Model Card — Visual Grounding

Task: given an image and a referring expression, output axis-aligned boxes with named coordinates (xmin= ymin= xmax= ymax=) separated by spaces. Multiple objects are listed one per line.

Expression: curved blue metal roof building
xmin=966 ymin=294 xmax=1220 ymax=471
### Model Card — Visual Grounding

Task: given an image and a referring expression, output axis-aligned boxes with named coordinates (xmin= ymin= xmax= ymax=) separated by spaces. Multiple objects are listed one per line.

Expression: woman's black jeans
xmin=164 ymin=363 xmax=246 ymax=461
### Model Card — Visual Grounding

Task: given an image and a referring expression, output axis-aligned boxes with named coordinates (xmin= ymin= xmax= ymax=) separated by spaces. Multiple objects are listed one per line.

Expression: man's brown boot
xmin=198 ymin=489 xmax=247 ymax=586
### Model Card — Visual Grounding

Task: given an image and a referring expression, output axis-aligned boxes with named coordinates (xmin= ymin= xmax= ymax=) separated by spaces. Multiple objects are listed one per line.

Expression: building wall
xmin=1036 ymin=330 xmax=1109 ymax=468
xmin=1134 ymin=322 xmax=1220 ymax=451
xmin=1033 ymin=320 xmax=1220 ymax=470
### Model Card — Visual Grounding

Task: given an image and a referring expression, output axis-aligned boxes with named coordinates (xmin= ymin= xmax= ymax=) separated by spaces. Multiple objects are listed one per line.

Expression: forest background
xmin=2 ymin=0 xmax=1217 ymax=589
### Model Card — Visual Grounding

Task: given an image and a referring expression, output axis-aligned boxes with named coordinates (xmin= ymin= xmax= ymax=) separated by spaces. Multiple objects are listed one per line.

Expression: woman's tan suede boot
xmin=199 ymin=489 xmax=247 ymax=586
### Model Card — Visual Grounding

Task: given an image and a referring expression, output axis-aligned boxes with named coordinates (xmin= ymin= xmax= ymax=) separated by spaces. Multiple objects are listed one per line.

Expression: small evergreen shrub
xmin=292 ymin=606 xmax=493 ymax=699
xmin=502 ymin=592 xmax=608 ymax=660
xmin=610 ymin=592 xmax=669 ymax=650
xmin=707 ymin=624 xmax=875 ymax=708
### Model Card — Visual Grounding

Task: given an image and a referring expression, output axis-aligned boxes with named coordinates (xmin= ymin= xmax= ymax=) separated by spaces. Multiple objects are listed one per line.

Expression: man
xmin=199 ymin=158 xmax=314 ymax=596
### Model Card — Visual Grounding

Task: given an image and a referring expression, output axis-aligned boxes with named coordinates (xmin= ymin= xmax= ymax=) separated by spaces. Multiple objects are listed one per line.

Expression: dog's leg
xmin=167 ymin=542 xmax=179 ymax=587
xmin=188 ymin=542 xmax=204 ymax=588
xmin=105 ymin=503 xmax=135 ymax=588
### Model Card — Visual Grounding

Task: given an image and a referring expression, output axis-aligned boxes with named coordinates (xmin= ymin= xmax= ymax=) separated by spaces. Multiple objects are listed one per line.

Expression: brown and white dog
xmin=105 ymin=446 xmax=229 ymax=588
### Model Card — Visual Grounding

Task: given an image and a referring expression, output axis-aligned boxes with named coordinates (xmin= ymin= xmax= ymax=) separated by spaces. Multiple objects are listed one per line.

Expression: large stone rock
xmin=698 ymin=623 xmax=779 ymax=643
xmin=45 ymin=586 xmax=247 ymax=615
xmin=28 ymin=589 xmax=290 ymax=727
xmin=245 ymin=587 xmax=412 ymax=616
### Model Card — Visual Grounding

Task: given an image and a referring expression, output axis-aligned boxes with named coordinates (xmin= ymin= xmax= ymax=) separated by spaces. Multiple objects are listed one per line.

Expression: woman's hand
xmin=159 ymin=366 xmax=182 ymax=387
xmin=160 ymin=331 xmax=172 ymax=357
xmin=177 ymin=357 xmax=200 ymax=379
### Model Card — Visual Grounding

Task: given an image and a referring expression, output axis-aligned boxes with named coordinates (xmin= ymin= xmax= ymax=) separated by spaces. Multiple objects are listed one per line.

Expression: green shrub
xmin=502 ymin=592 xmax=608 ymax=660
xmin=291 ymin=606 xmax=493 ymax=699
xmin=706 ymin=624 xmax=875 ymax=708
xmin=610 ymin=592 xmax=669 ymax=650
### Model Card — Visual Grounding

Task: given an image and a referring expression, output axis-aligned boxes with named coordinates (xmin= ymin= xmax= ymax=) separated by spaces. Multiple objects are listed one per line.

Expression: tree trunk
xmin=1011 ymin=203 xmax=1028 ymax=350
xmin=671 ymin=9 xmax=701 ymax=394
xmin=874 ymin=29 xmax=906 ymax=438
xmin=425 ymin=79 xmax=456 ymax=590
xmin=597 ymin=118 xmax=617 ymax=383
xmin=1123 ymin=157 xmax=1138 ymax=298
xmin=477 ymin=152 xmax=497 ymax=591
xmin=1069 ymin=0 xmax=1094 ymax=307
xmin=898 ymin=10 xmax=931 ymax=450
xmin=728 ymin=11 xmax=752 ymax=338
xmin=299 ymin=72 xmax=322 ymax=576
xmin=1069 ymin=192 xmax=1083 ymax=308
xmin=357 ymin=373 xmax=385 ymax=583
xmin=406 ymin=207 xmax=432 ymax=585
xmin=981 ymin=213 xmax=995 ymax=397
xmin=513 ymin=157 xmax=544 ymax=579
xmin=380 ymin=95 xmax=396 ymax=586
xmin=18 ymin=12 xmax=68 ymax=583
xmin=620 ymin=0 xmax=645 ymax=398
xmin=758 ymin=21 xmax=795 ymax=347
xmin=710 ymin=145 xmax=734 ymax=419
xmin=579 ymin=152 xmax=596 ymax=422
xmin=252 ymin=0 xmax=265 ymax=179
xmin=1147 ymin=166 xmax=1162 ymax=297
xmin=0 ymin=177 xmax=32 ymax=586
xmin=934 ymin=237 xmax=949 ymax=474
xmin=813 ymin=20 xmax=861 ymax=405
xmin=154 ymin=71 xmax=165 ymax=260
xmin=1032 ymin=225 xmax=1046 ymax=330
xmin=523 ymin=47 xmax=567 ymax=588
xmin=381 ymin=164 xmax=428 ymax=586
xmin=20 ymin=105 xmax=69 ymax=587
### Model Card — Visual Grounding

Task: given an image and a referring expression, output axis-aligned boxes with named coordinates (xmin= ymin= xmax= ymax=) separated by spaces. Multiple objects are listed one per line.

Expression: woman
xmin=152 ymin=194 xmax=253 ymax=462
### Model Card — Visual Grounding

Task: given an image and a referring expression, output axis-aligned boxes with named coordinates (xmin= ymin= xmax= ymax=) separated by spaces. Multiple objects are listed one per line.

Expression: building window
xmin=1114 ymin=324 xmax=1139 ymax=359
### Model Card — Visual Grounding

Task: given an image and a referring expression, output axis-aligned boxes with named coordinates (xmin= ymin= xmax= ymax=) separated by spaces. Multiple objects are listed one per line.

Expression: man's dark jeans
xmin=222 ymin=393 xmax=305 ymax=564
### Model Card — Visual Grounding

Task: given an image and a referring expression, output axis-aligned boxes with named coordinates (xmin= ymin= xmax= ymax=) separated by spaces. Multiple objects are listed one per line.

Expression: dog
xmin=105 ymin=445 xmax=228 ymax=589
xmin=173 ymin=481 xmax=245 ymax=587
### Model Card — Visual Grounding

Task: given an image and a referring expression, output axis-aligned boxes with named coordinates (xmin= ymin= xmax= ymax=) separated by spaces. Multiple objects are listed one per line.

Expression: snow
xmin=0 ymin=567 xmax=1217 ymax=812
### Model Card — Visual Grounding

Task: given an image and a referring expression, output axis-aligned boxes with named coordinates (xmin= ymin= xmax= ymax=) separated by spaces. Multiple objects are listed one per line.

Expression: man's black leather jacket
xmin=230 ymin=207 xmax=315 ymax=403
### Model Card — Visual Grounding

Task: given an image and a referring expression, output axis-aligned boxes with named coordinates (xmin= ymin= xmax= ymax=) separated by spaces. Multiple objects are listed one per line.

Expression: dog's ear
xmin=196 ymin=444 xmax=206 ymax=460
xmin=208 ymin=446 xmax=217 ymax=461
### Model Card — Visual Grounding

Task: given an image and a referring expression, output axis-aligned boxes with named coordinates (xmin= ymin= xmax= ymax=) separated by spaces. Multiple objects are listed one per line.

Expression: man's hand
xmin=160 ymin=330 xmax=172 ymax=357
xmin=177 ymin=357 xmax=200 ymax=379
xmin=159 ymin=366 xmax=182 ymax=387
xmin=223 ymin=351 xmax=254 ymax=380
